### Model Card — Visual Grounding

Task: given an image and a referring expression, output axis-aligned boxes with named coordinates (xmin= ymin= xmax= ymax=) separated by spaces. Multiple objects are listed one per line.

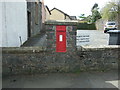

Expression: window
xmin=108 ymin=23 xmax=115 ymax=25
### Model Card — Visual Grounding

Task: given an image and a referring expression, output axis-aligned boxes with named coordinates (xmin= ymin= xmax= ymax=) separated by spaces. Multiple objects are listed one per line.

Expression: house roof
xmin=45 ymin=5 xmax=51 ymax=15
xmin=50 ymin=8 xmax=72 ymax=20
xmin=26 ymin=0 xmax=41 ymax=3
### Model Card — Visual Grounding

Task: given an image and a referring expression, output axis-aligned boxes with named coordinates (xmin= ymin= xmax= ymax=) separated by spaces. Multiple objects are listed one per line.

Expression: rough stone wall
xmin=2 ymin=46 xmax=119 ymax=76
xmin=2 ymin=47 xmax=80 ymax=76
xmin=67 ymin=26 xmax=77 ymax=47
xmin=45 ymin=24 xmax=56 ymax=51
xmin=45 ymin=22 xmax=77 ymax=51
xmin=77 ymin=46 xmax=119 ymax=71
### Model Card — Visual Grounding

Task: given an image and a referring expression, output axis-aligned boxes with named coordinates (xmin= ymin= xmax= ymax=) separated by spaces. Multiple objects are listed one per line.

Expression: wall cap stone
xmin=45 ymin=21 xmax=77 ymax=26
xmin=77 ymin=45 xmax=120 ymax=51
xmin=2 ymin=45 xmax=120 ymax=53
xmin=2 ymin=47 xmax=46 ymax=54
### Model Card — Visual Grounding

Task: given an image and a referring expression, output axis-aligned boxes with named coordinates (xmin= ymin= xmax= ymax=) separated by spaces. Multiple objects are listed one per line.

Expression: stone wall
xmin=2 ymin=47 xmax=80 ymax=76
xmin=27 ymin=2 xmax=42 ymax=37
xmin=77 ymin=45 xmax=119 ymax=71
xmin=2 ymin=46 xmax=119 ymax=76
xmin=45 ymin=21 xmax=77 ymax=51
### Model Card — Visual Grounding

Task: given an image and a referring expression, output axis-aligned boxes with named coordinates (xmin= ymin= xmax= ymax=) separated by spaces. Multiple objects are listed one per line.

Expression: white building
xmin=0 ymin=0 xmax=28 ymax=47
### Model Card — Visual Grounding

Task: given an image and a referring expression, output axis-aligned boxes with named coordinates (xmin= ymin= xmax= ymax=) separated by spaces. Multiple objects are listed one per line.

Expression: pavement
xmin=2 ymin=70 xmax=119 ymax=88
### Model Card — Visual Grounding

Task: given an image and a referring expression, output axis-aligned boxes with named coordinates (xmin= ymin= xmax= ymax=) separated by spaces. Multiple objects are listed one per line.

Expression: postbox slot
xmin=57 ymin=31 xmax=65 ymax=32
xmin=59 ymin=35 xmax=63 ymax=42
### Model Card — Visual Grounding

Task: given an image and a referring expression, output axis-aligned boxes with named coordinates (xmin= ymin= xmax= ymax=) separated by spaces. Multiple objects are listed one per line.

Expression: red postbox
xmin=56 ymin=25 xmax=66 ymax=52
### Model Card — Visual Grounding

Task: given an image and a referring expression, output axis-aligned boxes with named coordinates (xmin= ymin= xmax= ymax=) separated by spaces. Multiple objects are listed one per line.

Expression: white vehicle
xmin=104 ymin=21 xmax=118 ymax=33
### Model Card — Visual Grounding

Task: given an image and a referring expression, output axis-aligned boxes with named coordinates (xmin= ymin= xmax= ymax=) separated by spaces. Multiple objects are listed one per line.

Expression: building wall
xmin=41 ymin=1 xmax=46 ymax=33
xmin=27 ymin=2 xmax=42 ymax=37
xmin=45 ymin=7 xmax=50 ymax=21
xmin=65 ymin=16 xmax=71 ymax=20
xmin=1 ymin=1 xmax=28 ymax=47
xmin=50 ymin=9 xmax=65 ymax=20
xmin=42 ymin=1 xmax=46 ymax=23
xmin=0 ymin=2 xmax=2 ymax=47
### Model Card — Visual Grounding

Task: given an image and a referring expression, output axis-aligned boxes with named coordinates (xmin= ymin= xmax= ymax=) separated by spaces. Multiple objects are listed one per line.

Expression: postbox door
xmin=56 ymin=26 xmax=66 ymax=52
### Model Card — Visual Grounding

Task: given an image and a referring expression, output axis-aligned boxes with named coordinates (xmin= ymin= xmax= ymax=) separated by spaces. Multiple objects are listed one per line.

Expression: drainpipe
xmin=19 ymin=36 xmax=22 ymax=46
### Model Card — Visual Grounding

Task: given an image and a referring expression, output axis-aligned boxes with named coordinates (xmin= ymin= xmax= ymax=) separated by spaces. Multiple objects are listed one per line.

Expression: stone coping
xmin=2 ymin=45 xmax=120 ymax=53
xmin=77 ymin=45 xmax=120 ymax=51
xmin=2 ymin=47 xmax=46 ymax=54
xmin=45 ymin=21 xmax=77 ymax=26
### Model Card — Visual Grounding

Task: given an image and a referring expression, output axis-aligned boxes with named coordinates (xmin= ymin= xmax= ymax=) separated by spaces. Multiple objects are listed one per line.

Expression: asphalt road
xmin=76 ymin=30 xmax=109 ymax=46
xmin=2 ymin=70 xmax=119 ymax=88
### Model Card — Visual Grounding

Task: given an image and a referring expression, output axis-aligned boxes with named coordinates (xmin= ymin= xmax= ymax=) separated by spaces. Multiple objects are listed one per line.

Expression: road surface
xmin=2 ymin=70 xmax=118 ymax=88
